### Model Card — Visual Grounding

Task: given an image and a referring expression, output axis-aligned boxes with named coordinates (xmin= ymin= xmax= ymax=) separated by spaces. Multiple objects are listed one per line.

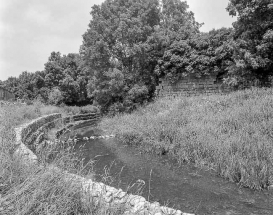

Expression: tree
xmin=226 ymin=0 xmax=273 ymax=84
xmin=156 ymin=28 xmax=234 ymax=82
xmin=59 ymin=75 xmax=80 ymax=104
xmin=62 ymin=53 xmax=91 ymax=105
xmin=16 ymin=71 xmax=36 ymax=100
xmin=87 ymin=68 xmax=125 ymax=112
xmin=43 ymin=52 xmax=91 ymax=105
xmin=44 ymin=52 xmax=65 ymax=88
xmin=160 ymin=0 xmax=200 ymax=40
xmin=81 ymin=0 xmax=200 ymax=113
xmin=2 ymin=77 xmax=20 ymax=97
xmin=81 ymin=0 xmax=161 ymax=113
xmin=3 ymin=52 xmax=92 ymax=105
xmin=48 ymin=87 xmax=64 ymax=105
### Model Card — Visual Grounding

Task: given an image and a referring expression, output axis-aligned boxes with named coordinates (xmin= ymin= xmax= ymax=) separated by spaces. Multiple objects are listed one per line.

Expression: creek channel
xmin=61 ymin=125 xmax=273 ymax=215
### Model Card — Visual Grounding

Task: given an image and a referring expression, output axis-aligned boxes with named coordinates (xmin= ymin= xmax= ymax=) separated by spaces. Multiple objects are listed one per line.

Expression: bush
xmin=48 ymin=88 xmax=64 ymax=106
xmin=80 ymin=105 xmax=99 ymax=114
xmin=118 ymin=130 xmax=143 ymax=147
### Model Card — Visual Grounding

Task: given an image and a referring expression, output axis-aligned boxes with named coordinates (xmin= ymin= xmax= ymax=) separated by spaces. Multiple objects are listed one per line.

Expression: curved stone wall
xmin=14 ymin=113 xmax=62 ymax=164
xmin=13 ymin=113 xmax=194 ymax=215
xmin=62 ymin=112 xmax=101 ymax=124
xmin=56 ymin=113 xmax=100 ymax=138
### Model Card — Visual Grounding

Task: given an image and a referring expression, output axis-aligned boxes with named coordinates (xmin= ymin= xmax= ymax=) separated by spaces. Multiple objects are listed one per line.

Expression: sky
xmin=0 ymin=0 xmax=236 ymax=81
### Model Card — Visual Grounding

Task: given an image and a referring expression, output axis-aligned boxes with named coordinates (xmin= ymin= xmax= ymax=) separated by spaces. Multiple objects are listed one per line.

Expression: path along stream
xmin=61 ymin=126 xmax=273 ymax=215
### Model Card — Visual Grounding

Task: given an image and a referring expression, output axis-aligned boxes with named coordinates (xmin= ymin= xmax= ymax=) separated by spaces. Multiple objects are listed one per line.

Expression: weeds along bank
xmin=0 ymin=103 xmax=117 ymax=215
xmin=1 ymin=103 xmax=191 ymax=215
xmin=100 ymin=88 xmax=273 ymax=190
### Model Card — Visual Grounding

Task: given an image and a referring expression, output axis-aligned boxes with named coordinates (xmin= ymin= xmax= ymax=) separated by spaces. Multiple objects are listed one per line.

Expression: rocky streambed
xmin=62 ymin=126 xmax=273 ymax=215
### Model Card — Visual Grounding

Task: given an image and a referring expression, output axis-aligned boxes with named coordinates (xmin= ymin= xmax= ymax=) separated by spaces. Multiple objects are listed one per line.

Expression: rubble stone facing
xmin=13 ymin=113 xmax=62 ymax=164
xmin=13 ymin=113 xmax=194 ymax=215
xmin=56 ymin=114 xmax=101 ymax=138
xmin=16 ymin=113 xmax=61 ymax=144
xmin=156 ymin=75 xmax=232 ymax=98
xmin=62 ymin=112 xmax=100 ymax=124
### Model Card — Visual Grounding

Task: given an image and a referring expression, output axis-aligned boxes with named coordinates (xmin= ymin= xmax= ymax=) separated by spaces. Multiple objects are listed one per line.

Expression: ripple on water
xmin=61 ymin=127 xmax=273 ymax=215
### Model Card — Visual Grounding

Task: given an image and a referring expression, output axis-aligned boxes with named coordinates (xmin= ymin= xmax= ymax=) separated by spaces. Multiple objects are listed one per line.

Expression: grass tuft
xmin=100 ymin=88 xmax=273 ymax=190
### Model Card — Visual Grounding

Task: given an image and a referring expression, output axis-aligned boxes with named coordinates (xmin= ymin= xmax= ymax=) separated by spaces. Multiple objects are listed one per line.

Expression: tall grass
xmin=0 ymin=103 xmax=124 ymax=215
xmin=100 ymin=88 xmax=273 ymax=190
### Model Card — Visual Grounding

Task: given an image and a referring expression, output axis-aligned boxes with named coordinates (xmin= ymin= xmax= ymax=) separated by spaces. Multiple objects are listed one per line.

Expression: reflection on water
xmin=62 ymin=127 xmax=273 ymax=215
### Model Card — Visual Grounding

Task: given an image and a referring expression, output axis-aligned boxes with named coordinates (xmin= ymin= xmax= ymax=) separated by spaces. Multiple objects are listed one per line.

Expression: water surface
xmin=62 ymin=127 xmax=273 ymax=215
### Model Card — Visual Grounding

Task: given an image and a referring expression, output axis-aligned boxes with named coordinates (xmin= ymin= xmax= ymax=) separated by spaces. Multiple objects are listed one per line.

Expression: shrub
xmin=48 ymin=88 xmax=64 ymax=106
xmin=80 ymin=105 xmax=99 ymax=114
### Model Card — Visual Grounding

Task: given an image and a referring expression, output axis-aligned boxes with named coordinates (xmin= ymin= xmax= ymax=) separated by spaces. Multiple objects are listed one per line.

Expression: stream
xmin=62 ymin=126 xmax=273 ymax=215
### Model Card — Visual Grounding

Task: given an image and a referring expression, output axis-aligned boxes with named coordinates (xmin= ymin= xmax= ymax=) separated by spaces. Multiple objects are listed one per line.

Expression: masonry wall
xmin=56 ymin=113 xmax=101 ymax=138
xmin=14 ymin=113 xmax=62 ymax=164
xmin=156 ymin=74 xmax=232 ymax=98
xmin=62 ymin=112 xmax=100 ymax=124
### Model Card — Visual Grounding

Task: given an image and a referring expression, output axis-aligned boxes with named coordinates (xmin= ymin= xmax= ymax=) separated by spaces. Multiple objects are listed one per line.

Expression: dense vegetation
xmin=1 ymin=0 xmax=272 ymax=114
xmin=1 ymin=2 xmax=273 ymax=212
xmin=100 ymin=88 xmax=273 ymax=190
xmin=1 ymin=53 xmax=89 ymax=106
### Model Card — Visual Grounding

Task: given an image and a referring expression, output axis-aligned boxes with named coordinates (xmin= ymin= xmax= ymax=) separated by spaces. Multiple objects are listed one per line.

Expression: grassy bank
xmin=100 ymin=88 xmax=273 ymax=190
xmin=0 ymin=102 xmax=124 ymax=215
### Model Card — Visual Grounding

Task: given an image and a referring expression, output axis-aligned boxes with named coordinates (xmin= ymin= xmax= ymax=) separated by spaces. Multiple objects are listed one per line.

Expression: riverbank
xmin=99 ymin=88 xmax=273 ymax=190
xmin=67 ymin=126 xmax=273 ymax=214
xmin=0 ymin=102 xmax=123 ymax=214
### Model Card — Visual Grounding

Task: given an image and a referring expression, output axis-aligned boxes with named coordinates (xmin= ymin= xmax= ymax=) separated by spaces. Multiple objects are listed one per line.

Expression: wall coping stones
xmin=13 ymin=113 xmax=194 ymax=215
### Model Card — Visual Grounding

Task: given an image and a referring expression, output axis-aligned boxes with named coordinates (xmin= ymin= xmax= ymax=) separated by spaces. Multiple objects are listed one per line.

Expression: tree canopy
xmin=226 ymin=0 xmax=273 ymax=84
xmin=3 ymin=52 xmax=92 ymax=105
xmin=3 ymin=0 xmax=273 ymax=114
xmin=81 ymin=0 xmax=200 ymax=112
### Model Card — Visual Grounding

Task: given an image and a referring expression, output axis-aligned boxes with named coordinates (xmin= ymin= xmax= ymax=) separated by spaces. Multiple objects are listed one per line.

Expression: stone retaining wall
xmin=56 ymin=113 xmax=101 ymax=138
xmin=13 ymin=113 xmax=194 ymax=215
xmin=14 ymin=113 xmax=62 ymax=164
xmin=156 ymin=74 xmax=233 ymax=98
xmin=63 ymin=112 xmax=100 ymax=124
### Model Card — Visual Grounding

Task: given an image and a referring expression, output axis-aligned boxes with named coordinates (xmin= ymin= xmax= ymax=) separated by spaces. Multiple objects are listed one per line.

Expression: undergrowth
xmin=100 ymin=88 xmax=273 ymax=190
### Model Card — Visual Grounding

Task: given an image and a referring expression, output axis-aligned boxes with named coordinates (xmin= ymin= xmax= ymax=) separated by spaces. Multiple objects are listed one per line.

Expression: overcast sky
xmin=0 ymin=0 xmax=236 ymax=81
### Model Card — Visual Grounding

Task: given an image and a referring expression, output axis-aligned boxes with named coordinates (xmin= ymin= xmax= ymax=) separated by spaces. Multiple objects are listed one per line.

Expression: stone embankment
xmin=12 ymin=113 xmax=194 ymax=215
xmin=14 ymin=113 xmax=62 ymax=164
xmin=55 ymin=112 xmax=100 ymax=138
xmin=156 ymin=74 xmax=232 ymax=98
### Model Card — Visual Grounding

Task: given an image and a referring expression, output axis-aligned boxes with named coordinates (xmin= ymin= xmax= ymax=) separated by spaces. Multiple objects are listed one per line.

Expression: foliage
xmin=3 ymin=52 xmax=92 ymax=106
xmin=3 ymin=0 xmax=273 ymax=114
xmin=48 ymin=87 xmax=64 ymax=105
xmin=81 ymin=0 xmax=200 ymax=113
xmin=87 ymin=68 xmax=126 ymax=113
xmin=44 ymin=52 xmax=91 ymax=105
xmin=226 ymin=0 xmax=273 ymax=84
xmin=78 ymin=104 xmax=99 ymax=114
xmin=156 ymin=28 xmax=235 ymax=82
xmin=100 ymin=88 xmax=273 ymax=190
